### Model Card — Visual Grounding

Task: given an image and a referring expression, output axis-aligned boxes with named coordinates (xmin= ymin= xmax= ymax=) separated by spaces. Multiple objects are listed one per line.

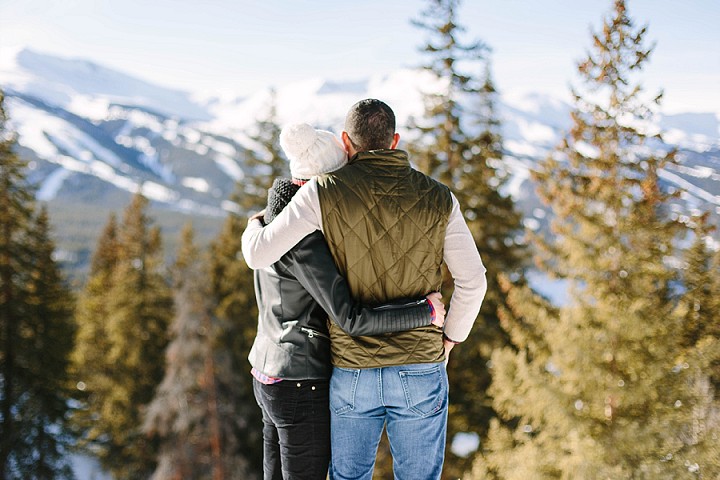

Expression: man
xmin=242 ymin=99 xmax=486 ymax=480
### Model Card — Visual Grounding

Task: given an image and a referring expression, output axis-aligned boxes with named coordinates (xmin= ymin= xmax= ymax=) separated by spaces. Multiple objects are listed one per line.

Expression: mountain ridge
xmin=0 ymin=47 xmax=718 ymax=275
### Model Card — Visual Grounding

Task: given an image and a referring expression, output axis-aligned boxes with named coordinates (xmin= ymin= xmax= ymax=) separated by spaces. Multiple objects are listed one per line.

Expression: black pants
xmin=252 ymin=378 xmax=331 ymax=480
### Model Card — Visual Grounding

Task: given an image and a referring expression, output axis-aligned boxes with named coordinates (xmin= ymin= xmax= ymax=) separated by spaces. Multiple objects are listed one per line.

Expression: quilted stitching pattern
xmin=318 ymin=151 xmax=452 ymax=368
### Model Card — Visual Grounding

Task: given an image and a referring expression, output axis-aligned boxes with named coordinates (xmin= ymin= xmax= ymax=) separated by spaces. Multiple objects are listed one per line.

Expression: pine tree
xmin=0 ymin=88 xmax=34 ymax=479
xmin=72 ymin=193 xmax=173 ymax=479
xmin=202 ymin=93 xmax=289 ymax=476
xmin=207 ymin=208 xmax=264 ymax=476
xmin=471 ymin=1 xmax=697 ymax=477
xmin=70 ymin=214 xmax=119 ymax=448
xmin=240 ymin=88 xmax=288 ymax=213
xmin=678 ymin=218 xmax=720 ymax=362
xmin=18 ymin=207 xmax=76 ymax=479
xmin=410 ymin=0 xmax=526 ymax=475
xmin=0 ymin=90 xmax=76 ymax=479
xmin=144 ymin=224 xmax=252 ymax=480
xmin=673 ymin=218 xmax=720 ymax=476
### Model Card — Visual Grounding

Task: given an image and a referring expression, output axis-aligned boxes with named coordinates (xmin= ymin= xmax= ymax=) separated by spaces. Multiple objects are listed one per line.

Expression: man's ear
xmin=390 ymin=133 xmax=400 ymax=149
xmin=341 ymin=132 xmax=356 ymax=156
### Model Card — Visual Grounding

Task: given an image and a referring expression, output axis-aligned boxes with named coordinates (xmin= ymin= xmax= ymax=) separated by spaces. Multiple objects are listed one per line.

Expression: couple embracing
xmin=241 ymin=99 xmax=487 ymax=480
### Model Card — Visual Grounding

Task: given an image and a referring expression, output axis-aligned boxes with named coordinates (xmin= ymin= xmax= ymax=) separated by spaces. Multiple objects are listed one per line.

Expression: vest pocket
xmin=398 ymin=363 xmax=448 ymax=417
xmin=329 ymin=367 xmax=360 ymax=415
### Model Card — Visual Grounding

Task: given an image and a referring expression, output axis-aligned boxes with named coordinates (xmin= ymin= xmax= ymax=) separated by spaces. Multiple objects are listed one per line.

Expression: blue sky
xmin=1 ymin=0 xmax=719 ymax=113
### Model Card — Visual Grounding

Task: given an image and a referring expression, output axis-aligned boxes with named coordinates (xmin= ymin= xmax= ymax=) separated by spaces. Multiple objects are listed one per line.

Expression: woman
xmin=248 ymin=123 xmax=445 ymax=480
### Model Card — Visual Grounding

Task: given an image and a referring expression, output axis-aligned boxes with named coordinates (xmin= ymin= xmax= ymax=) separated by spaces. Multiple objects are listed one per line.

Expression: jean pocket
xmin=260 ymin=384 xmax=298 ymax=425
xmin=399 ymin=364 xmax=447 ymax=418
xmin=330 ymin=367 xmax=360 ymax=415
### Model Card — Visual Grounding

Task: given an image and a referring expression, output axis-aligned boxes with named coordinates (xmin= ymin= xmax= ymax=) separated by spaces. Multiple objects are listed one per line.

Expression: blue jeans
xmin=329 ymin=362 xmax=448 ymax=480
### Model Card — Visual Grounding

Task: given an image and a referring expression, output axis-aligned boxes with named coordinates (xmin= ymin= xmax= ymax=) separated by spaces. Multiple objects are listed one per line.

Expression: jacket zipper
xmin=300 ymin=327 xmax=330 ymax=340
xmin=371 ymin=299 xmax=427 ymax=310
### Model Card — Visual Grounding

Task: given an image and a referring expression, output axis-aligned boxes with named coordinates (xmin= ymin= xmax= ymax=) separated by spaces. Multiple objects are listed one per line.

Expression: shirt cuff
xmin=443 ymin=333 xmax=461 ymax=344
xmin=428 ymin=300 xmax=436 ymax=323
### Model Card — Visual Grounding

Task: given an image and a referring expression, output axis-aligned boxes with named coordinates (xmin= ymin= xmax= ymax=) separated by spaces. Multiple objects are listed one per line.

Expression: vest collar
xmin=349 ymin=149 xmax=409 ymax=167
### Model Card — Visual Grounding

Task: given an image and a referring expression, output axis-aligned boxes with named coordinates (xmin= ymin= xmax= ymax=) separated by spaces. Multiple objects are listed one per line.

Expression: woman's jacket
xmin=249 ymin=231 xmax=433 ymax=381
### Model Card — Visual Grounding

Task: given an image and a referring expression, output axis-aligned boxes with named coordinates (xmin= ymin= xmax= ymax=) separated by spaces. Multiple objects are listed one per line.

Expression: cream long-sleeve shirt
xmin=241 ymin=177 xmax=487 ymax=342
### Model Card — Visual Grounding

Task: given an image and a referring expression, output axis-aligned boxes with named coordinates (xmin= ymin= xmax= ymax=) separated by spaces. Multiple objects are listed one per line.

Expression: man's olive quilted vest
xmin=317 ymin=150 xmax=453 ymax=368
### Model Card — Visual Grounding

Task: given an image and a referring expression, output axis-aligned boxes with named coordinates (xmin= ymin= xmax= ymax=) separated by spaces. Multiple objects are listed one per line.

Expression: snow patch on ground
xmin=174 ymin=198 xmax=226 ymax=217
xmin=140 ymin=181 xmax=179 ymax=203
xmin=214 ymin=153 xmax=244 ymax=181
xmin=660 ymin=169 xmax=720 ymax=206
xmin=37 ymin=167 xmax=73 ymax=201
xmin=663 ymin=129 xmax=717 ymax=152
xmin=111 ymin=108 xmax=167 ymax=133
xmin=574 ymin=140 xmax=600 ymax=159
xmin=10 ymin=97 xmax=125 ymax=168
xmin=505 ymin=140 xmax=544 ymax=158
xmin=67 ymin=95 xmax=111 ymax=121
xmin=182 ymin=177 xmax=210 ymax=193
xmin=501 ymin=156 xmax=533 ymax=200
xmin=221 ymin=199 xmax=241 ymax=214
xmin=201 ymin=136 xmax=238 ymax=157
xmin=451 ymin=432 xmax=481 ymax=458
xmin=516 ymin=118 xmax=556 ymax=144
xmin=668 ymin=163 xmax=720 ymax=181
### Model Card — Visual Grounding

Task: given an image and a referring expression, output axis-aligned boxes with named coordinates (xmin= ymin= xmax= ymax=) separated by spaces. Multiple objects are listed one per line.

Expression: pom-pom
xmin=280 ymin=123 xmax=317 ymax=160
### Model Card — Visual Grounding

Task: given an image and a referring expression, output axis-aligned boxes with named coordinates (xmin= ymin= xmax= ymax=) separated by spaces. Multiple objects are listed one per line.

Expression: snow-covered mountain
xmin=0 ymin=47 xmax=210 ymax=121
xmin=1 ymin=47 xmax=718 ymax=274
xmin=0 ymin=48 xmax=249 ymax=212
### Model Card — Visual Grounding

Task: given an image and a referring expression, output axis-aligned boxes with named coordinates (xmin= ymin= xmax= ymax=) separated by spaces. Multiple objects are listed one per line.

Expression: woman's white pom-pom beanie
xmin=279 ymin=123 xmax=348 ymax=179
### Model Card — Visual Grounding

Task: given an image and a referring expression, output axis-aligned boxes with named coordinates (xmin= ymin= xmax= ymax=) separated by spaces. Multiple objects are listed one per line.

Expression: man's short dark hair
xmin=344 ymin=99 xmax=396 ymax=152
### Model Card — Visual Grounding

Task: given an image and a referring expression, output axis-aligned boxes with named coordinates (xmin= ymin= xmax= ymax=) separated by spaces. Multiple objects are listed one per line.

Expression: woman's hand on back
xmin=426 ymin=292 xmax=445 ymax=328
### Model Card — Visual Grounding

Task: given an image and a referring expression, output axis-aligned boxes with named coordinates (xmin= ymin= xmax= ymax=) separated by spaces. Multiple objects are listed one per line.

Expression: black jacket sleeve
xmin=280 ymin=232 xmax=434 ymax=337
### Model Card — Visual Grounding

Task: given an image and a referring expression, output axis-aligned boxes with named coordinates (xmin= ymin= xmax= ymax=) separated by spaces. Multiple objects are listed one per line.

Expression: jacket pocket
xmin=302 ymin=327 xmax=332 ymax=379
xmin=300 ymin=327 xmax=330 ymax=341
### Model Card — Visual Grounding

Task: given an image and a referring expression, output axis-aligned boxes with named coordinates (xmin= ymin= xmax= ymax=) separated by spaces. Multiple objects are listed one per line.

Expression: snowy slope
xmin=6 ymin=94 xmax=232 ymax=217
xmin=0 ymin=47 xmax=210 ymax=121
xmin=199 ymin=69 xmax=436 ymax=145
xmin=199 ymin=71 xmax=720 ymax=218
